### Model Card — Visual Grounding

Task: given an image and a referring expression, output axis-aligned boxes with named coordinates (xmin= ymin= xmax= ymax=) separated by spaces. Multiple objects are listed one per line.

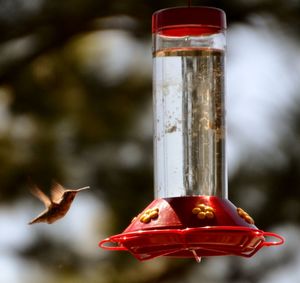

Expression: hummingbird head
xmin=65 ymin=191 xmax=77 ymax=201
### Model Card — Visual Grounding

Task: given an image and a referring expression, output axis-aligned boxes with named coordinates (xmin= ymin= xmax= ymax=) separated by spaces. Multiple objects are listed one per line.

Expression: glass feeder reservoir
xmin=153 ymin=7 xmax=226 ymax=199
xmin=100 ymin=6 xmax=284 ymax=262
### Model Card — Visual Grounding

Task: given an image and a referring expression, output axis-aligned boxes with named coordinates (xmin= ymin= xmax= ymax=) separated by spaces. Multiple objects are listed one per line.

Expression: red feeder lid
xmin=152 ymin=7 xmax=226 ymax=36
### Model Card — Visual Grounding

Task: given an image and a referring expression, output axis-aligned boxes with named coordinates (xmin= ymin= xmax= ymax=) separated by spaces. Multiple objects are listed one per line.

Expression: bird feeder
xmin=99 ymin=6 xmax=284 ymax=262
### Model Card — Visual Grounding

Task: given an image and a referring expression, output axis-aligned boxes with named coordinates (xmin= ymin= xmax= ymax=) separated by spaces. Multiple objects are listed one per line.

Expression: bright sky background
xmin=227 ymin=18 xmax=300 ymax=174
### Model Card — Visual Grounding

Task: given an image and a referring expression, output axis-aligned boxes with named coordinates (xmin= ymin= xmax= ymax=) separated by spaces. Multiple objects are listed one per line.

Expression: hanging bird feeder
xmin=99 ymin=6 xmax=284 ymax=262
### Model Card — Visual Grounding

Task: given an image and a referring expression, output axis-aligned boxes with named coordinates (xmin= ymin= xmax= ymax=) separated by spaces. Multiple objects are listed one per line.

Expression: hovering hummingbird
xmin=28 ymin=182 xmax=89 ymax=225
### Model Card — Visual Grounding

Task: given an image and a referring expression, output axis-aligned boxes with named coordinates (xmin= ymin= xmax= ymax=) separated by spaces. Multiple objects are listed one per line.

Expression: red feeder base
xmin=99 ymin=196 xmax=284 ymax=261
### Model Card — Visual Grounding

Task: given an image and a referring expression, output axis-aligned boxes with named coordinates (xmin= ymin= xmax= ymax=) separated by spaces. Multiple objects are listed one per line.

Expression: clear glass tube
xmin=152 ymin=7 xmax=227 ymax=198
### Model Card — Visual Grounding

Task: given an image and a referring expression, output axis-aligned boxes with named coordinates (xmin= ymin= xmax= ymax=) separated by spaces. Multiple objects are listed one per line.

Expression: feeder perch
xmin=99 ymin=6 xmax=284 ymax=261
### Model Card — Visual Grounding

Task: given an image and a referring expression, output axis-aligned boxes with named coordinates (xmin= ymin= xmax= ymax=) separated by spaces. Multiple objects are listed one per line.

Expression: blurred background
xmin=0 ymin=0 xmax=300 ymax=282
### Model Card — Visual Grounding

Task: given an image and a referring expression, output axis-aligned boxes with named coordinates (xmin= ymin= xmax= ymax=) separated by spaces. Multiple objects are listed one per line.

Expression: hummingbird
xmin=28 ymin=182 xmax=89 ymax=224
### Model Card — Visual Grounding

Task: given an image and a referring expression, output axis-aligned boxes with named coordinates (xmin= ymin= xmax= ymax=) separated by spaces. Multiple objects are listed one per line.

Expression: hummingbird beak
xmin=76 ymin=186 xmax=90 ymax=192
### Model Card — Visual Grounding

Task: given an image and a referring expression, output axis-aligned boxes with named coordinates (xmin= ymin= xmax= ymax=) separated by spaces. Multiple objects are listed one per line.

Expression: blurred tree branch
xmin=1 ymin=0 xmax=300 ymax=85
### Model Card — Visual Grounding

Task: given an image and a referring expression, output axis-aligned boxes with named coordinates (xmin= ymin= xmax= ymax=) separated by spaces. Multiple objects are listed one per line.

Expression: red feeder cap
xmin=152 ymin=7 xmax=226 ymax=36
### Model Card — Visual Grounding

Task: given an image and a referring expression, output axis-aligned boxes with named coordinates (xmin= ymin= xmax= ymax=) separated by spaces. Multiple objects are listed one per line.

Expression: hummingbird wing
xmin=50 ymin=182 xmax=66 ymax=204
xmin=30 ymin=186 xmax=51 ymax=208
